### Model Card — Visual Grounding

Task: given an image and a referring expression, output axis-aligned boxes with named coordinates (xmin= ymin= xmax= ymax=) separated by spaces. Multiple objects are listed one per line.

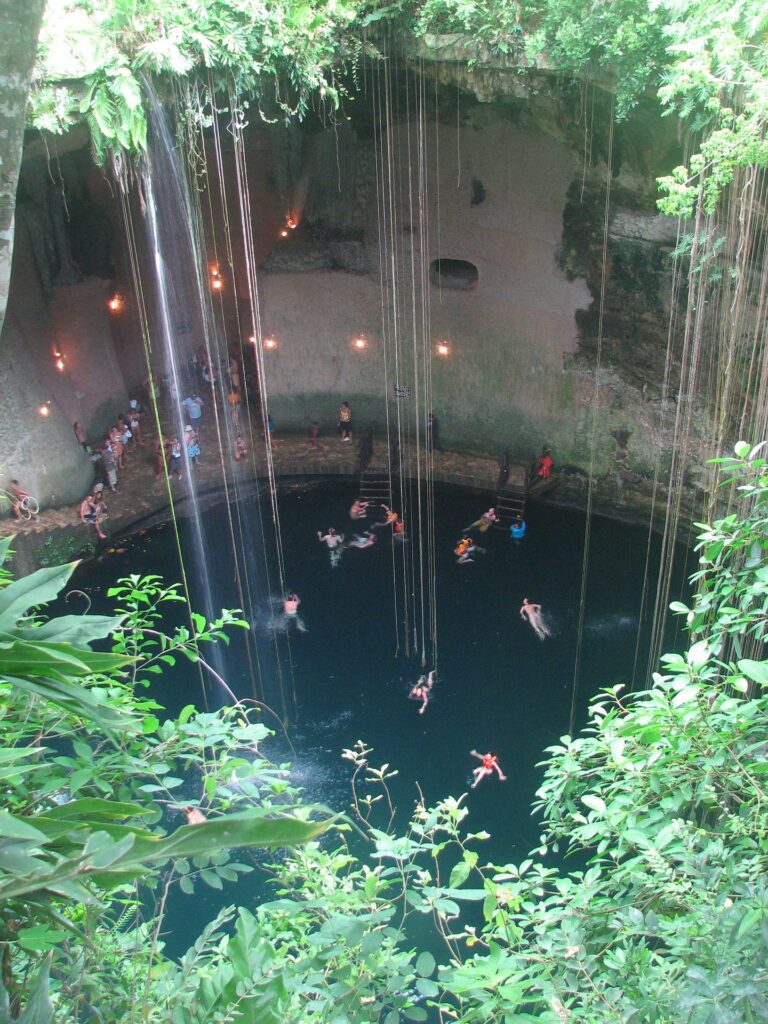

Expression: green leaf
xmin=0 ymin=563 xmax=77 ymax=630
xmin=737 ymin=659 xmax=768 ymax=685
xmin=416 ymin=951 xmax=436 ymax=977
xmin=0 ymin=957 xmax=53 ymax=1024
xmin=581 ymin=794 xmax=606 ymax=815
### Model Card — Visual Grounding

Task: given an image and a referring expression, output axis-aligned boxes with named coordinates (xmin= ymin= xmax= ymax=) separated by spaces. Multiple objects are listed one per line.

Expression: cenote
xmin=66 ymin=481 xmax=688 ymax=953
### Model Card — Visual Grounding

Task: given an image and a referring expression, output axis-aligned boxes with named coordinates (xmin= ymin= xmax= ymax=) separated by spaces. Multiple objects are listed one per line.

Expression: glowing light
xmin=263 ymin=336 xmax=278 ymax=350
xmin=38 ymin=404 xmax=50 ymax=417
xmin=210 ymin=265 xmax=220 ymax=277
xmin=279 ymin=229 xmax=289 ymax=238
xmin=435 ymin=341 xmax=451 ymax=357
xmin=286 ymin=215 xmax=298 ymax=229
xmin=55 ymin=358 xmax=65 ymax=371
xmin=353 ymin=337 xmax=368 ymax=351
xmin=249 ymin=335 xmax=257 ymax=344
xmin=108 ymin=294 xmax=124 ymax=312
xmin=211 ymin=278 xmax=223 ymax=290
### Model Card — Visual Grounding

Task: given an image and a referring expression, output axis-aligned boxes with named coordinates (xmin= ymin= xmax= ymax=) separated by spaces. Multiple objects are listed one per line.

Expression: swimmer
xmin=182 ymin=805 xmax=207 ymax=825
xmin=318 ymin=527 xmax=345 ymax=548
xmin=283 ymin=593 xmax=307 ymax=633
xmin=520 ymin=597 xmax=550 ymax=640
xmin=470 ymin=750 xmax=507 ymax=788
xmin=348 ymin=531 xmax=376 ymax=549
xmin=350 ymin=498 xmax=370 ymax=520
xmin=374 ymin=505 xmax=400 ymax=529
xmin=455 ymin=537 xmax=484 ymax=563
xmin=464 ymin=507 xmax=498 ymax=534
xmin=409 ymin=670 xmax=436 ymax=714
xmin=510 ymin=516 xmax=527 ymax=540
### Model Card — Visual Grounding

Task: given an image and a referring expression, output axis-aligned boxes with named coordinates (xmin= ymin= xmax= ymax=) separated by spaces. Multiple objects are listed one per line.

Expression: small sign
xmin=393 ymin=383 xmax=411 ymax=400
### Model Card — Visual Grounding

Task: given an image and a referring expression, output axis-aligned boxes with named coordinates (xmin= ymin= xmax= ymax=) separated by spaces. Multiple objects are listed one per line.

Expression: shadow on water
xmin=67 ymin=482 xmax=689 ymax=954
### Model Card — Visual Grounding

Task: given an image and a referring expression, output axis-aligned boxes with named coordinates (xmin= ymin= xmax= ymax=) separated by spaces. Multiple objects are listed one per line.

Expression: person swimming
xmin=470 ymin=750 xmax=507 ymax=788
xmin=520 ymin=597 xmax=550 ymax=640
xmin=455 ymin=537 xmax=484 ymax=563
xmin=350 ymin=498 xmax=370 ymax=520
xmin=318 ymin=527 xmax=345 ymax=548
xmin=348 ymin=531 xmax=376 ymax=549
xmin=464 ymin=507 xmax=498 ymax=534
xmin=374 ymin=505 xmax=400 ymax=529
xmin=282 ymin=593 xmax=307 ymax=632
xmin=510 ymin=516 xmax=527 ymax=540
xmin=409 ymin=670 xmax=436 ymax=714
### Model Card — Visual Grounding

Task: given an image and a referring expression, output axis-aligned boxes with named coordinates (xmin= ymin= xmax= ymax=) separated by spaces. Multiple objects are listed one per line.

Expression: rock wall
xmin=0 ymin=143 xmax=128 ymax=509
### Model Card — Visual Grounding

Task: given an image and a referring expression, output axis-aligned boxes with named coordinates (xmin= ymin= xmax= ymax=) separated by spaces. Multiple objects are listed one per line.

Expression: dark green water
xmin=68 ymin=482 xmax=689 ymax=949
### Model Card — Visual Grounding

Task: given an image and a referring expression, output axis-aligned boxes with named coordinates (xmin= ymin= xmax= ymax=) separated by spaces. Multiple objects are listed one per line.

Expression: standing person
xmin=338 ymin=401 xmax=352 ymax=442
xmin=427 ymin=412 xmax=443 ymax=453
xmin=128 ymin=406 xmax=143 ymax=447
xmin=535 ymin=448 xmax=554 ymax=479
xmin=80 ymin=490 xmax=106 ymax=540
xmin=266 ymin=413 xmax=277 ymax=449
xmin=470 ymin=751 xmax=507 ymax=788
xmin=109 ymin=427 xmax=125 ymax=470
xmin=229 ymin=353 xmax=241 ymax=391
xmin=185 ymin=425 xmax=201 ymax=467
xmin=169 ymin=437 xmax=183 ymax=479
xmin=234 ymin=434 xmax=247 ymax=462
xmin=228 ymin=388 xmax=241 ymax=430
xmin=310 ymin=421 xmax=326 ymax=451
xmin=182 ymin=393 xmax=203 ymax=428
xmin=9 ymin=480 xmax=37 ymax=521
xmin=154 ymin=438 xmax=169 ymax=480
xmin=101 ymin=442 xmax=118 ymax=492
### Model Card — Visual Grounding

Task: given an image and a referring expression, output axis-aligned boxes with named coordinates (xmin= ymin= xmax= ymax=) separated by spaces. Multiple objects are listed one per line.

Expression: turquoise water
xmin=68 ymin=482 xmax=689 ymax=949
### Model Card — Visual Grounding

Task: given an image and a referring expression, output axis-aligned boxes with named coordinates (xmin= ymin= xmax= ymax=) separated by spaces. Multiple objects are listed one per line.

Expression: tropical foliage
xmin=29 ymin=0 xmax=768 ymax=212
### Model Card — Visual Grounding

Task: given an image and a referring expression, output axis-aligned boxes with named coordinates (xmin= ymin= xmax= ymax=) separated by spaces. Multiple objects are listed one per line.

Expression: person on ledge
xmin=535 ymin=448 xmax=554 ymax=479
xmin=338 ymin=401 xmax=352 ymax=442
xmin=80 ymin=488 xmax=107 ymax=541
xmin=409 ymin=670 xmax=436 ymax=714
xmin=470 ymin=750 xmax=507 ymax=788
xmin=427 ymin=411 xmax=443 ymax=453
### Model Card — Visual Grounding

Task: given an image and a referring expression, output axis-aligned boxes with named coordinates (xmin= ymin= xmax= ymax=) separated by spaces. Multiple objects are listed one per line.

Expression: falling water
xmin=138 ymin=86 xmax=292 ymax=718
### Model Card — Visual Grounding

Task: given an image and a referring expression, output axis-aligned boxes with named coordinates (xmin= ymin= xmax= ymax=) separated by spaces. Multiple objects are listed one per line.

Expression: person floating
xmin=470 ymin=750 xmax=507 ymax=788
xmin=536 ymin=448 xmax=554 ymax=479
xmin=510 ymin=516 xmax=527 ymax=540
xmin=348 ymin=530 xmax=376 ymax=549
xmin=464 ymin=507 xmax=498 ymax=534
xmin=520 ymin=597 xmax=550 ymax=640
xmin=409 ymin=670 xmax=436 ymax=714
xmin=455 ymin=537 xmax=483 ymax=564
xmin=350 ymin=498 xmax=370 ymax=520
